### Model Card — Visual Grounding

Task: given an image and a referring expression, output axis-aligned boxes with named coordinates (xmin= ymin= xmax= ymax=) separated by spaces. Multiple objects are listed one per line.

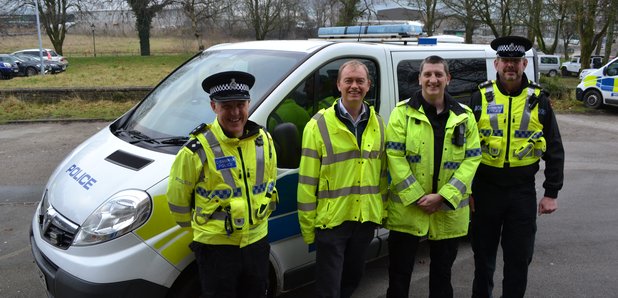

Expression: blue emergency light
xmin=318 ymin=23 xmax=423 ymax=38
xmin=418 ymin=37 xmax=438 ymax=45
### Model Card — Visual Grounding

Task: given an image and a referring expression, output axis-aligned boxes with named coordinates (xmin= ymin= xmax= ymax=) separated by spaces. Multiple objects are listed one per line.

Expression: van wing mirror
xmin=272 ymin=122 xmax=301 ymax=169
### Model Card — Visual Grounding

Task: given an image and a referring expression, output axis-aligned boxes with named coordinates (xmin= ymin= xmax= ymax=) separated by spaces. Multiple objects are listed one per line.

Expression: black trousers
xmin=191 ymin=237 xmax=270 ymax=298
xmin=314 ymin=221 xmax=377 ymax=298
xmin=471 ymin=180 xmax=537 ymax=298
xmin=386 ymin=231 xmax=460 ymax=298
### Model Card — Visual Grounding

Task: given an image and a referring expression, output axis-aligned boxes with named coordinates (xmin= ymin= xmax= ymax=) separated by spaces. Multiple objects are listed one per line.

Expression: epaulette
xmin=190 ymin=123 xmax=209 ymax=136
xmin=528 ymin=81 xmax=543 ymax=90
xmin=396 ymin=98 xmax=411 ymax=106
xmin=479 ymin=80 xmax=493 ymax=88
xmin=184 ymin=138 xmax=202 ymax=153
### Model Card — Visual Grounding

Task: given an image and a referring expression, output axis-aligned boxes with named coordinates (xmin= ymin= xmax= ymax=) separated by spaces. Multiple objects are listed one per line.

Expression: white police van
xmin=576 ymin=56 xmax=618 ymax=109
xmin=30 ymin=25 xmax=538 ymax=297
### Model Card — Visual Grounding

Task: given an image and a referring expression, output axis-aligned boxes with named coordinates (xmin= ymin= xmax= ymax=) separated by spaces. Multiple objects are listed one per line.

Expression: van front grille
xmin=38 ymin=206 xmax=78 ymax=250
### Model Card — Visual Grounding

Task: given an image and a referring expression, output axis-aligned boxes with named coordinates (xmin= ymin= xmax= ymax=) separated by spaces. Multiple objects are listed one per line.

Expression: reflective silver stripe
xmin=485 ymin=85 xmax=500 ymax=133
xmin=395 ymin=174 xmax=417 ymax=193
xmin=168 ymin=203 xmax=191 ymax=214
xmin=255 ymin=138 xmax=265 ymax=187
xmin=302 ymin=148 xmax=320 ymax=159
xmin=390 ymin=193 xmax=402 ymax=203
xmin=322 ymin=150 xmax=381 ymax=165
xmin=299 ymin=175 xmax=319 ymax=185
xmin=316 ymin=115 xmax=334 ymax=157
xmin=362 ymin=150 xmax=382 ymax=159
xmin=298 ymin=202 xmax=317 ymax=211
xmin=317 ymin=185 xmax=381 ymax=199
xmin=177 ymin=221 xmax=192 ymax=227
xmin=441 ymin=197 xmax=470 ymax=210
xmin=196 ymin=145 xmax=207 ymax=182
xmin=210 ymin=211 xmax=227 ymax=220
xmin=519 ymin=87 xmax=536 ymax=132
xmin=378 ymin=114 xmax=385 ymax=152
xmin=204 ymin=131 xmax=237 ymax=189
xmin=448 ymin=177 xmax=467 ymax=195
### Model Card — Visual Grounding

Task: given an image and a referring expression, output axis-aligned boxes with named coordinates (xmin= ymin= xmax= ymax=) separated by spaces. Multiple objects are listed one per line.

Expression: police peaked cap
xmin=202 ymin=71 xmax=255 ymax=101
xmin=491 ymin=36 xmax=532 ymax=58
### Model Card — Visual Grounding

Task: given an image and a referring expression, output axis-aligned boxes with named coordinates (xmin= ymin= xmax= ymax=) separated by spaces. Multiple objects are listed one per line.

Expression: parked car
xmin=537 ymin=54 xmax=560 ymax=77
xmin=0 ymin=56 xmax=19 ymax=79
xmin=0 ymin=54 xmax=51 ymax=76
xmin=11 ymin=48 xmax=69 ymax=67
xmin=13 ymin=53 xmax=65 ymax=74
xmin=560 ymin=55 xmax=603 ymax=76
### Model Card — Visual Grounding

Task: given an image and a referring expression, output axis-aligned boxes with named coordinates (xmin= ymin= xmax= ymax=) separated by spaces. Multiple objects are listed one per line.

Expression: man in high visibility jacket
xmin=468 ymin=36 xmax=565 ymax=298
xmin=167 ymin=71 xmax=278 ymax=298
xmin=297 ymin=60 xmax=387 ymax=298
xmin=385 ymin=55 xmax=482 ymax=298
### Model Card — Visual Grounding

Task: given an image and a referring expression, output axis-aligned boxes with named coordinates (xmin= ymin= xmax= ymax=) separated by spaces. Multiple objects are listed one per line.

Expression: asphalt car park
xmin=1 ymin=113 xmax=618 ymax=297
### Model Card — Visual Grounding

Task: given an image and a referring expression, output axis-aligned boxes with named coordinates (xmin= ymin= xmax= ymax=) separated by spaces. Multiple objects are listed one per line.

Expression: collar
xmin=407 ymin=90 xmax=465 ymax=116
xmin=337 ymin=98 xmax=368 ymax=121
xmin=213 ymin=118 xmax=262 ymax=141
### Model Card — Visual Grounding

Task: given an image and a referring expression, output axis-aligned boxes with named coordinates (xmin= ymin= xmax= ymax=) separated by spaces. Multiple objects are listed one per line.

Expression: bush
xmin=539 ymin=76 xmax=573 ymax=100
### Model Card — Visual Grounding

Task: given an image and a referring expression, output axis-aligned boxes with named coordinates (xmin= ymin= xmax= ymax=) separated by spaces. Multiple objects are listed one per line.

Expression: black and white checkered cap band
xmin=209 ymin=82 xmax=250 ymax=95
xmin=496 ymin=43 xmax=525 ymax=53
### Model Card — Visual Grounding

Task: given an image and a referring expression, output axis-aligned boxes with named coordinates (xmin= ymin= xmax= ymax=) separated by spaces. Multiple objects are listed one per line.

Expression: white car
xmin=11 ymin=48 xmax=69 ymax=67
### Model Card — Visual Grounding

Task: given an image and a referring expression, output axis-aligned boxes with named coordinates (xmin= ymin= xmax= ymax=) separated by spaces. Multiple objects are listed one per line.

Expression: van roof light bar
xmin=317 ymin=23 xmax=423 ymax=39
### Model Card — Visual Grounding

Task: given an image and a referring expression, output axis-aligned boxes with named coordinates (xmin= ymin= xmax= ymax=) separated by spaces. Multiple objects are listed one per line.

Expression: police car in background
xmin=30 ymin=24 xmax=538 ymax=298
xmin=576 ymin=56 xmax=618 ymax=109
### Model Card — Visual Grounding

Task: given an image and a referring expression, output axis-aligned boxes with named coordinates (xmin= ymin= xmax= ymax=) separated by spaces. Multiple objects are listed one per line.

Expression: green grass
xmin=1 ymin=54 xmax=194 ymax=88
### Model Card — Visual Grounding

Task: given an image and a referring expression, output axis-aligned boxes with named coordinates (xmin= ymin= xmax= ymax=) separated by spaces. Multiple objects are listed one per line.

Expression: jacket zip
xmin=237 ymin=147 xmax=253 ymax=225
xmin=505 ymin=97 xmax=512 ymax=165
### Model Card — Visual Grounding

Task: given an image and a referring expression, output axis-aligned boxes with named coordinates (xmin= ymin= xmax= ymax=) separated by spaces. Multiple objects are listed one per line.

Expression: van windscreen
xmin=119 ymin=49 xmax=306 ymax=152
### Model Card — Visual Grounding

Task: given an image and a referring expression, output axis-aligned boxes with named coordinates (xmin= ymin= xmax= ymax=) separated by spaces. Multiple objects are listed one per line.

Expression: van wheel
xmin=166 ymin=262 xmax=200 ymax=298
xmin=548 ymin=70 xmax=557 ymax=77
xmin=583 ymin=90 xmax=603 ymax=109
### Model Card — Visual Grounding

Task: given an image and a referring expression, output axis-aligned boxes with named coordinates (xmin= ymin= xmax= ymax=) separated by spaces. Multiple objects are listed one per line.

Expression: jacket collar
xmin=407 ymin=90 xmax=466 ymax=116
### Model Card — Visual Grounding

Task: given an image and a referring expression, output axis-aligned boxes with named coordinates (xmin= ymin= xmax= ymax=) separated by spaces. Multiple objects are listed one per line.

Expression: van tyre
xmin=583 ymin=90 xmax=603 ymax=109
xmin=548 ymin=70 xmax=557 ymax=77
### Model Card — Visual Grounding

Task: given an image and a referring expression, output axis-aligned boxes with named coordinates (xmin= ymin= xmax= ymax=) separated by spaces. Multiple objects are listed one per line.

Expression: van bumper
xmin=30 ymin=227 xmax=169 ymax=298
xmin=576 ymin=88 xmax=583 ymax=101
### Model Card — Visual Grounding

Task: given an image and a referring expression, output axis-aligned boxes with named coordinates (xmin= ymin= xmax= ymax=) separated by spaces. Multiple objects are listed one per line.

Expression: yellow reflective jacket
xmin=385 ymin=97 xmax=481 ymax=240
xmin=167 ymin=119 xmax=277 ymax=248
xmin=297 ymin=101 xmax=387 ymax=244
xmin=477 ymin=80 xmax=545 ymax=167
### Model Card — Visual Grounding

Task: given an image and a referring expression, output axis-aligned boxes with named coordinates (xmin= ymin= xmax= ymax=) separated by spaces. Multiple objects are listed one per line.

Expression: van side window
xmin=541 ymin=57 xmax=558 ymax=64
xmin=607 ymin=61 xmax=618 ymax=76
xmin=267 ymin=58 xmax=379 ymax=169
xmin=397 ymin=58 xmax=487 ymax=106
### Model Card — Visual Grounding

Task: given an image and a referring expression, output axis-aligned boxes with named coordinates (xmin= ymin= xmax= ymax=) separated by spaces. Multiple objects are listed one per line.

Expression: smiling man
xmin=469 ymin=36 xmax=565 ymax=298
xmin=384 ymin=55 xmax=481 ymax=297
xmin=298 ymin=60 xmax=387 ymax=298
xmin=167 ymin=71 xmax=278 ymax=298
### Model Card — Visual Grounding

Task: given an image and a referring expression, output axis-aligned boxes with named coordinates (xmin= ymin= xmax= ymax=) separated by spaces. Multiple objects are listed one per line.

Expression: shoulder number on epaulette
xmin=190 ymin=123 xmax=208 ymax=136
xmin=185 ymin=138 xmax=202 ymax=153
xmin=479 ymin=80 xmax=493 ymax=88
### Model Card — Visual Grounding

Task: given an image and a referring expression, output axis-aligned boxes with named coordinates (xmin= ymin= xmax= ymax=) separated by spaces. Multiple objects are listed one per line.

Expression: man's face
xmin=495 ymin=57 xmax=528 ymax=82
xmin=419 ymin=62 xmax=450 ymax=101
xmin=337 ymin=65 xmax=371 ymax=105
xmin=210 ymin=100 xmax=249 ymax=138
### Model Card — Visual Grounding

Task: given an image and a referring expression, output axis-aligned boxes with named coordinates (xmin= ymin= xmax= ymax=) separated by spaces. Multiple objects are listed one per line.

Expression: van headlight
xmin=73 ymin=189 xmax=151 ymax=246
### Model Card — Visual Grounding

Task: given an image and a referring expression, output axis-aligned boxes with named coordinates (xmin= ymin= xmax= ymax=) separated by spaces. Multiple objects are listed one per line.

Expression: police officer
xmin=167 ymin=71 xmax=278 ymax=298
xmin=468 ymin=36 xmax=565 ymax=298
xmin=385 ymin=55 xmax=481 ymax=298
xmin=297 ymin=60 xmax=387 ymax=298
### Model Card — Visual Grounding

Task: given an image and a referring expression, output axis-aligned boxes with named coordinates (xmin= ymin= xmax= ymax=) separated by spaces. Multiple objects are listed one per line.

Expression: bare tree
xmin=603 ymin=0 xmax=616 ymax=61
xmin=337 ymin=0 xmax=361 ymax=25
xmin=524 ymin=0 xmax=569 ymax=54
xmin=575 ymin=0 xmax=610 ymax=69
xmin=244 ymin=0 xmax=284 ymax=40
xmin=176 ymin=0 xmax=228 ymax=51
xmin=4 ymin=0 xmax=87 ymax=55
xmin=126 ymin=0 xmax=174 ymax=56
xmin=442 ymin=0 xmax=477 ymax=43
xmin=406 ymin=0 xmax=441 ymax=36
xmin=472 ymin=0 xmax=515 ymax=37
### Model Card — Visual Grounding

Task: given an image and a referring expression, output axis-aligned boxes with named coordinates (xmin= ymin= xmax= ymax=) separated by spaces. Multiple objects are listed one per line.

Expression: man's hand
xmin=417 ymin=193 xmax=444 ymax=214
xmin=538 ymin=196 xmax=558 ymax=215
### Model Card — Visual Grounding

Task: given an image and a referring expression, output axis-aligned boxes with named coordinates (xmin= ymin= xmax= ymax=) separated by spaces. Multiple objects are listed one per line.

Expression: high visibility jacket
xmin=477 ymin=80 xmax=546 ymax=168
xmin=385 ymin=97 xmax=481 ymax=240
xmin=297 ymin=101 xmax=387 ymax=244
xmin=167 ymin=119 xmax=278 ymax=248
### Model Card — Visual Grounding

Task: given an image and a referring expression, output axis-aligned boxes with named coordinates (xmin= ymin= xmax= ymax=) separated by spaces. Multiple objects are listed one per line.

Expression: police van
xmin=576 ymin=56 xmax=618 ymax=109
xmin=30 ymin=25 xmax=538 ymax=297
